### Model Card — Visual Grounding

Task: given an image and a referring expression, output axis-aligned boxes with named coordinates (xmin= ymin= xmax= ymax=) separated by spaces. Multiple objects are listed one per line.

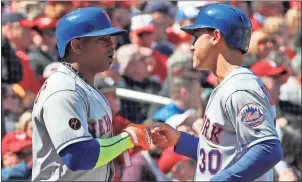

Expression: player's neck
xmin=69 ymin=62 xmax=96 ymax=86
xmin=215 ymin=51 xmax=243 ymax=83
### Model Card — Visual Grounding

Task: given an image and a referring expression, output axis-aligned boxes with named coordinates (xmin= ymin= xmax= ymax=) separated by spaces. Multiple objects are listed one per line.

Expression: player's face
xmin=81 ymin=35 xmax=115 ymax=72
xmin=190 ymin=29 xmax=217 ymax=71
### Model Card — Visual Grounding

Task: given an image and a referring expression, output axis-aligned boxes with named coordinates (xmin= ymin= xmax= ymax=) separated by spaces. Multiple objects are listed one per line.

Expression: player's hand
xmin=123 ymin=124 xmax=151 ymax=150
xmin=150 ymin=122 xmax=181 ymax=148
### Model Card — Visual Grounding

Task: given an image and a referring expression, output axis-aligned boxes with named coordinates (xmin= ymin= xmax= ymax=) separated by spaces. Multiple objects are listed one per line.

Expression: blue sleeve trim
xmin=56 ymin=135 xmax=92 ymax=152
xmin=210 ymin=139 xmax=283 ymax=181
xmin=174 ymin=132 xmax=199 ymax=160
xmin=59 ymin=139 xmax=100 ymax=171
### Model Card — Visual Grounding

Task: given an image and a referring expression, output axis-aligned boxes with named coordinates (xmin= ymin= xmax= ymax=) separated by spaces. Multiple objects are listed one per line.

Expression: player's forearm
xmin=94 ymin=132 xmax=134 ymax=168
xmin=174 ymin=132 xmax=199 ymax=160
xmin=59 ymin=132 xmax=134 ymax=171
xmin=210 ymin=139 xmax=283 ymax=181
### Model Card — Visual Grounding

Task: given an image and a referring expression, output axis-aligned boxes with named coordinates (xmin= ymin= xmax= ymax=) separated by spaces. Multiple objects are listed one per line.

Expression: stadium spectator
xmin=167 ymin=159 xmax=196 ymax=181
xmin=2 ymin=131 xmax=32 ymax=181
xmin=285 ymin=8 xmax=301 ymax=47
xmin=15 ymin=110 xmax=32 ymax=138
xmin=2 ymin=12 xmax=41 ymax=94
xmin=251 ymin=59 xmax=287 ymax=105
xmin=143 ymin=1 xmax=176 ymax=57
xmin=279 ymin=49 xmax=302 ymax=115
xmin=147 ymin=48 xmax=202 ymax=118
xmin=29 ymin=16 xmax=58 ymax=81
xmin=130 ymin=14 xmax=168 ymax=82
xmin=279 ymin=120 xmax=302 ymax=181
xmin=152 ymin=76 xmax=201 ymax=122
xmin=248 ymin=30 xmax=278 ymax=62
xmin=109 ymin=2 xmax=133 ymax=49
xmin=116 ymin=45 xmax=161 ymax=124
xmin=167 ymin=6 xmax=198 ymax=46
xmin=263 ymin=16 xmax=295 ymax=59
xmin=44 ymin=1 xmax=73 ymax=19
xmin=250 ymin=2 xmax=284 ymax=31
xmin=13 ymin=1 xmax=45 ymax=20
xmin=2 ymin=84 xmax=26 ymax=133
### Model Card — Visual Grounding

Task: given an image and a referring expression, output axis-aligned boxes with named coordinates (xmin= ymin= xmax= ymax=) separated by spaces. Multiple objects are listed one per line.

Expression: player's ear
xmin=70 ymin=39 xmax=82 ymax=55
xmin=212 ymin=29 xmax=222 ymax=46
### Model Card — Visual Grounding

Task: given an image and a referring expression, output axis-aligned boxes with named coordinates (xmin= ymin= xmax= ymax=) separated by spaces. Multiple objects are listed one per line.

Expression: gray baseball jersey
xmin=31 ymin=64 xmax=114 ymax=181
xmin=194 ymin=67 xmax=279 ymax=181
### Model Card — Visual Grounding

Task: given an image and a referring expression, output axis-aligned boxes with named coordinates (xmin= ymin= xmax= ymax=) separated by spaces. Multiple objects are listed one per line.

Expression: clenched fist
xmin=150 ymin=122 xmax=181 ymax=148
xmin=123 ymin=124 xmax=152 ymax=150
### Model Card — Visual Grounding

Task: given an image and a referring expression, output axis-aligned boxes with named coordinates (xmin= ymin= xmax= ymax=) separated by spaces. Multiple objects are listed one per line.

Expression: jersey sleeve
xmin=42 ymin=90 xmax=93 ymax=154
xmin=224 ymin=90 xmax=279 ymax=149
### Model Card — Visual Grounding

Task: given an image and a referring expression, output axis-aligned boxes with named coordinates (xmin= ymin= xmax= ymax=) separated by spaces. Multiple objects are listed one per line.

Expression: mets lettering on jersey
xmin=239 ymin=103 xmax=264 ymax=128
xmin=201 ymin=115 xmax=224 ymax=144
xmin=88 ymin=115 xmax=112 ymax=138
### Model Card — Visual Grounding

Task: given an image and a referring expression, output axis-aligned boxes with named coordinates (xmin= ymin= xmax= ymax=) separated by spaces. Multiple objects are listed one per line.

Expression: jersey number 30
xmin=199 ymin=148 xmax=222 ymax=175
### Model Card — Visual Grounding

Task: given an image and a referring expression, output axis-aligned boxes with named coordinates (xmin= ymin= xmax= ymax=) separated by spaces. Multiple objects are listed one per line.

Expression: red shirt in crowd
xmin=16 ymin=50 xmax=41 ymax=94
xmin=158 ymin=146 xmax=190 ymax=174
xmin=152 ymin=50 xmax=168 ymax=83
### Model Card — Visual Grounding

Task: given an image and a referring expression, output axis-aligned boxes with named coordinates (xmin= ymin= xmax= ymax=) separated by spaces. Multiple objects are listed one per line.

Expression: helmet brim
xmin=58 ymin=27 xmax=127 ymax=57
xmin=84 ymin=27 xmax=127 ymax=37
xmin=180 ymin=24 xmax=203 ymax=36
xmin=180 ymin=24 xmax=213 ymax=36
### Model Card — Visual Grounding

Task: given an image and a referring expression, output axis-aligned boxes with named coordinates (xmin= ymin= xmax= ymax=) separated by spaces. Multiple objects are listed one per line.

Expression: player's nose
xmin=108 ymin=38 xmax=114 ymax=49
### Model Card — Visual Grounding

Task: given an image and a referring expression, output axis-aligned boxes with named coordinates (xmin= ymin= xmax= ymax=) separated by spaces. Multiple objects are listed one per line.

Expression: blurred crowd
xmin=1 ymin=1 xmax=301 ymax=181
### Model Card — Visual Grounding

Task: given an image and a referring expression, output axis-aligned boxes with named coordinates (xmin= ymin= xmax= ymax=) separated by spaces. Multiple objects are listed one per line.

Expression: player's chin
xmin=194 ymin=59 xmax=208 ymax=71
xmin=193 ymin=60 xmax=203 ymax=70
xmin=101 ymin=57 xmax=113 ymax=68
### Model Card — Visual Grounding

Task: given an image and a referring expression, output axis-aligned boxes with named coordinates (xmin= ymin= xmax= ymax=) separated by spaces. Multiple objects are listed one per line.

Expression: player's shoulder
xmin=34 ymin=65 xmax=90 ymax=106
xmin=44 ymin=65 xmax=77 ymax=92
xmin=218 ymin=67 xmax=264 ymax=99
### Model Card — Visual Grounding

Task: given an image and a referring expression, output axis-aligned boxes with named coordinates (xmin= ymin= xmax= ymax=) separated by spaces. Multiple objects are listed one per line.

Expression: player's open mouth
xmin=108 ymin=55 xmax=113 ymax=59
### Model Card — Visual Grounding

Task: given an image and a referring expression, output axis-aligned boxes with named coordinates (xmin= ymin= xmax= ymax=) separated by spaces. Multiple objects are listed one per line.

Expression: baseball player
xmin=31 ymin=7 xmax=151 ymax=181
xmin=151 ymin=3 xmax=282 ymax=181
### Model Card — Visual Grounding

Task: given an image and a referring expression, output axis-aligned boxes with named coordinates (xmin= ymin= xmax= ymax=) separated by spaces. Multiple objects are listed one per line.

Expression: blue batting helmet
xmin=56 ymin=7 xmax=127 ymax=58
xmin=181 ymin=3 xmax=252 ymax=53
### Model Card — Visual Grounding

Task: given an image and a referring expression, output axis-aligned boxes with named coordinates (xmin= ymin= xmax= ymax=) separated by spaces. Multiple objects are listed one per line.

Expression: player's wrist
xmin=120 ymin=132 xmax=135 ymax=149
xmin=174 ymin=130 xmax=182 ymax=146
xmin=122 ymin=124 xmax=151 ymax=150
